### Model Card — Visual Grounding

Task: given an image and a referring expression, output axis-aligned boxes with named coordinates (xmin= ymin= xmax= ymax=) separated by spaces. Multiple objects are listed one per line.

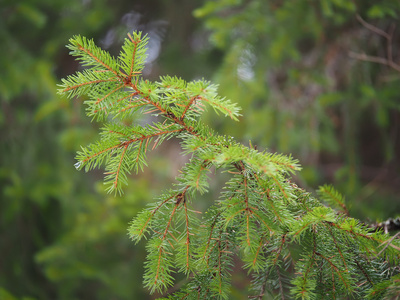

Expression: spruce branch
xmin=317 ymin=184 xmax=348 ymax=215
xmin=67 ymin=34 xmax=120 ymax=74
xmin=60 ymin=30 xmax=400 ymax=299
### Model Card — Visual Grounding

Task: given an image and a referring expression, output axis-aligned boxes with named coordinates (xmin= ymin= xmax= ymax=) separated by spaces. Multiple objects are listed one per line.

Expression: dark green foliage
xmin=0 ymin=2 xmax=157 ymax=299
xmin=60 ymin=31 xmax=400 ymax=299
xmin=194 ymin=0 xmax=400 ymax=224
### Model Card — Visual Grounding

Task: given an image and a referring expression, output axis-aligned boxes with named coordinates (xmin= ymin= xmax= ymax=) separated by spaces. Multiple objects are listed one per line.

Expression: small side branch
xmin=181 ymin=95 xmax=199 ymax=121
xmin=356 ymin=15 xmax=390 ymax=39
xmin=350 ymin=15 xmax=400 ymax=72
xmin=348 ymin=52 xmax=400 ymax=72
xmin=376 ymin=232 xmax=400 ymax=257
xmin=369 ymin=217 xmax=400 ymax=234
xmin=114 ymin=143 xmax=129 ymax=189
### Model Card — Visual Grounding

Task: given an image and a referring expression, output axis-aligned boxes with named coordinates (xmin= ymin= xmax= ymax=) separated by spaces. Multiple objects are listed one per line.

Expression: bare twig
xmin=370 ymin=217 xmax=400 ymax=234
xmin=387 ymin=22 xmax=396 ymax=63
xmin=348 ymin=52 xmax=400 ymax=72
xmin=356 ymin=15 xmax=390 ymax=39
xmin=350 ymin=15 xmax=400 ymax=72
xmin=376 ymin=231 xmax=400 ymax=258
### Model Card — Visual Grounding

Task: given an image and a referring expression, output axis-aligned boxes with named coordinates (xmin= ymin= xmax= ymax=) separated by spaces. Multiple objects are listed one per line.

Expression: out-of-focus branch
xmin=356 ymin=14 xmax=390 ymax=39
xmin=369 ymin=217 xmax=400 ymax=234
xmin=349 ymin=15 xmax=400 ymax=72
xmin=376 ymin=231 xmax=400 ymax=257
xmin=348 ymin=51 xmax=400 ymax=70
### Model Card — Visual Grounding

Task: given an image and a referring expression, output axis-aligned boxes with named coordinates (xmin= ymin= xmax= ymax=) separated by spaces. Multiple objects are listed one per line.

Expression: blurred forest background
xmin=1 ymin=0 xmax=400 ymax=299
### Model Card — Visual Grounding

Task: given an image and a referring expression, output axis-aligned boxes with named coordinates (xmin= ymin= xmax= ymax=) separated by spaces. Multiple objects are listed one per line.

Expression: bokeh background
xmin=1 ymin=1 xmax=400 ymax=299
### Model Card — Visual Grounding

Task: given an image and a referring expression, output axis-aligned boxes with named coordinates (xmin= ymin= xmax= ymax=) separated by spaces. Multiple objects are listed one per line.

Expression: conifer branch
xmin=62 ymin=78 xmax=118 ymax=93
xmin=60 ymin=30 xmax=400 ymax=300
xmin=325 ymin=224 xmax=348 ymax=272
xmin=183 ymin=201 xmax=191 ymax=272
xmin=68 ymin=35 xmax=120 ymax=76
xmin=180 ymin=95 xmax=198 ymax=121
xmin=276 ymin=265 xmax=285 ymax=300
xmin=114 ymin=143 xmax=129 ymax=190
xmin=127 ymin=33 xmax=140 ymax=79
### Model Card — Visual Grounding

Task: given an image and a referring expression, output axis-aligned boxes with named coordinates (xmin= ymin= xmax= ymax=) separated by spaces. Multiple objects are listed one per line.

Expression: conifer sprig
xmin=60 ymin=31 xmax=400 ymax=299
xmin=317 ymin=184 xmax=348 ymax=215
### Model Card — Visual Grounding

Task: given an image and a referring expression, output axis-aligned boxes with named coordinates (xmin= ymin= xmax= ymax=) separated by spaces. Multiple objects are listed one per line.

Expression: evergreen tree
xmin=59 ymin=31 xmax=400 ymax=299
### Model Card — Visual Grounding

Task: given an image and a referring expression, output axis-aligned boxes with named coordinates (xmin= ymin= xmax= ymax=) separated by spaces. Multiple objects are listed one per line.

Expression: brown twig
xmin=356 ymin=15 xmax=390 ymax=39
xmin=369 ymin=217 xmax=400 ymax=234
xmin=349 ymin=15 xmax=400 ymax=72
xmin=376 ymin=231 xmax=400 ymax=257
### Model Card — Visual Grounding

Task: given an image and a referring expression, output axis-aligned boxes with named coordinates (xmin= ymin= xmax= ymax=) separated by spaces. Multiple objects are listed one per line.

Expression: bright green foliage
xmin=1 ymin=2 xmax=150 ymax=299
xmin=60 ymin=31 xmax=400 ymax=299
xmin=318 ymin=184 xmax=347 ymax=214
xmin=60 ymin=32 xmax=241 ymax=194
